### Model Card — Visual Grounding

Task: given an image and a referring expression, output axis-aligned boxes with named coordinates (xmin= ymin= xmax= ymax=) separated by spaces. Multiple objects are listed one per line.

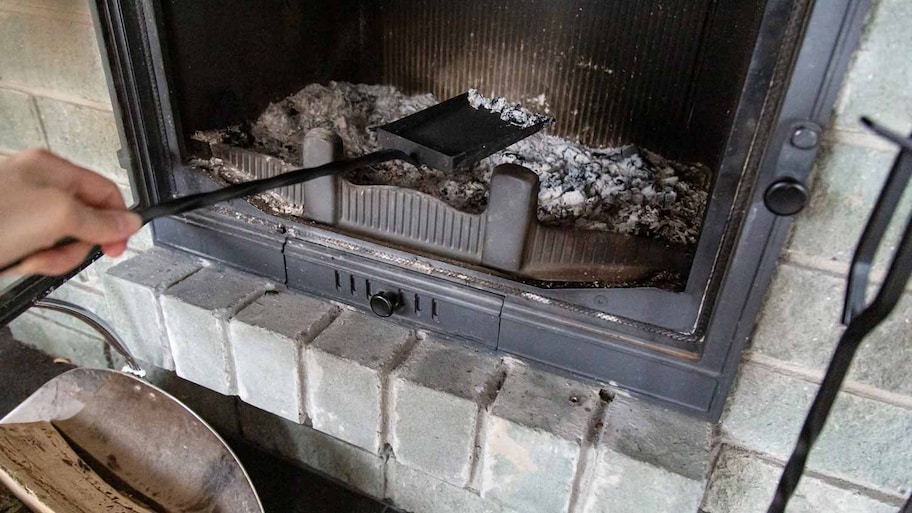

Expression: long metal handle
xmin=0 ymin=150 xmax=409 ymax=275
xmin=32 ymin=297 xmax=144 ymax=376
xmin=768 ymin=119 xmax=912 ymax=513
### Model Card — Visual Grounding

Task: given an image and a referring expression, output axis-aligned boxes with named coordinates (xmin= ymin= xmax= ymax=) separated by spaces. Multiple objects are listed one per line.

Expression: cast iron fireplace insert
xmin=0 ymin=0 xmax=870 ymax=421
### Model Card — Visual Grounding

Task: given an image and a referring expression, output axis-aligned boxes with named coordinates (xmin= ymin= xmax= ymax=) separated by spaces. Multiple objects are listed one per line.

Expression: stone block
xmin=752 ymin=263 xmax=912 ymax=395
xmin=581 ymin=450 xmax=706 ymax=513
xmin=834 ymin=0 xmax=912 ymax=133
xmin=703 ymin=447 xmax=899 ymax=513
xmin=8 ymin=312 xmax=107 ymax=368
xmin=390 ymin=338 xmax=501 ymax=487
xmin=599 ymin=396 xmax=712 ymax=480
xmin=143 ymin=366 xmax=242 ymax=440
xmin=305 ymin=309 xmax=413 ymax=453
xmin=789 ymin=144 xmax=904 ymax=268
xmin=239 ymin=403 xmax=384 ymax=497
xmin=722 ymin=362 xmax=912 ymax=495
xmin=0 ymin=9 xmax=110 ymax=103
xmin=103 ymin=249 xmax=201 ymax=370
xmin=480 ymin=361 xmax=600 ymax=513
xmin=34 ymin=97 xmax=125 ymax=184
xmin=387 ymin=459 xmax=520 ymax=513
xmin=77 ymin=249 xmax=138 ymax=288
xmin=127 ymin=224 xmax=155 ymax=252
xmin=579 ymin=395 xmax=711 ymax=512
xmin=0 ymin=88 xmax=44 ymax=151
xmin=161 ymin=266 xmax=269 ymax=394
xmin=229 ymin=291 xmax=337 ymax=422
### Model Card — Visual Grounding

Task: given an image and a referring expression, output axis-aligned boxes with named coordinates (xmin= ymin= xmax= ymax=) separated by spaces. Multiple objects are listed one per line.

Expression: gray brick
xmin=753 ymin=263 xmax=912 ymax=395
xmin=390 ymin=338 xmax=501 ymax=487
xmin=161 ymin=266 xmax=269 ymax=394
xmin=77 ymin=249 xmax=138 ymax=288
xmin=229 ymin=291 xmax=336 ymax=422
xmin=834 ymin=0 xmax=912 ymax=133
xmin=305 ymin=309 xmax=413 ymax=453
xmin=127 ymin=225 xmax=154 ymax=252
xmin=789 ymin=144 xmax=906 ymax=267
xmin=703 ymin=447 xmax=899 ymax=513
xmin=580 ymin=449 xmax=705 ymax=513
xmin=722 ymin=362 xmax=912 ymax=494
xmin=34 ymin=97 xmax=125 ymax=184
xmin=239 ymin=403 xmax=384 ymax=497
xmin=0 ymin=10 xmax=110 ymax=103
xmin=103 ymin=249 xmax=201 ymax=370
xmin=9 ymin=312 xmax=107 ymax=368
xmin=387 ymin=459 xmax=521 ymax=513
xmin=480 ymin=361 xmax=599 ymax=513
xmin=0 ymin=88 xmax=44 ymax=151
xmin=600 ymin=396 xmax=711 ymax=481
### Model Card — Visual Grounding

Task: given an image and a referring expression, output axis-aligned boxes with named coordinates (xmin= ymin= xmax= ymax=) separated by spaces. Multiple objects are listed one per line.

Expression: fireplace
xmin=84 ymin=0 xmax=868 ymax=419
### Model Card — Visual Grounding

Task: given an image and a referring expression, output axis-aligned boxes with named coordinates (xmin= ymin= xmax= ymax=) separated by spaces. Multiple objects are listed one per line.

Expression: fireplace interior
xmin=164 ymin=0 xmax=768 ymax=289
xmin=82 ymin=0 xmax=867 ymax=418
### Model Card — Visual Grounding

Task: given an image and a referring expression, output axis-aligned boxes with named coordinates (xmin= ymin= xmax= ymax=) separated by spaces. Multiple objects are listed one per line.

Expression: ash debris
xmin=467 ymin=88 xmax=550 ymax=128
xmin=196 ymin=82 xmax=710 ymax=244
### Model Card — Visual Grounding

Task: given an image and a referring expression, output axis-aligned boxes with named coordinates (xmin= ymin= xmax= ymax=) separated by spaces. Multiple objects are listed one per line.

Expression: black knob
xmin=764 ymin=177 xmax=809 ymax=216
xmin=369 ymin=291 xmax=401 ymax=318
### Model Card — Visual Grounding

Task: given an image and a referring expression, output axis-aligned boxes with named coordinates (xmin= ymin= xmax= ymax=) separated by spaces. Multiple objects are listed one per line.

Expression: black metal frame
xmin=0 ymin=0 xmax=871 ymax=420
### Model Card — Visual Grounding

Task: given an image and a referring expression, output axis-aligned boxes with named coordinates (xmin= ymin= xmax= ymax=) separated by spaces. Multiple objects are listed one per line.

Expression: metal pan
xmin=0 ymin=367 xmax=263 ymax=512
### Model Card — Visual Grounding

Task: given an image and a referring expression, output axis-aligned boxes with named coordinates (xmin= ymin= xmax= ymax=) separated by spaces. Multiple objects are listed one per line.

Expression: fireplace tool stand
xmin=768 ymin=118 xmax=912 ymax=513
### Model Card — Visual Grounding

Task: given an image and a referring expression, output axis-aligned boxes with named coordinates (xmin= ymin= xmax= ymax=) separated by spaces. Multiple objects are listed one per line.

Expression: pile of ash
xmin=195 ymin=82 xmax=710 ymax=244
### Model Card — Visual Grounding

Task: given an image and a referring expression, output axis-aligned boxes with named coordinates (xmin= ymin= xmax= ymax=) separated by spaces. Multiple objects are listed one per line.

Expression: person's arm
xmin=0 ymin=149 xmax=142 ymax=276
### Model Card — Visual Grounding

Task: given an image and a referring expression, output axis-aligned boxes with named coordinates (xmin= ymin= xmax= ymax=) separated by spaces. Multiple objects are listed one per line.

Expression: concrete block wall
xmin=100 ymin=249 xmax=713 ymax=513
xmin=0 ymin=0 xmax=151 ymax=366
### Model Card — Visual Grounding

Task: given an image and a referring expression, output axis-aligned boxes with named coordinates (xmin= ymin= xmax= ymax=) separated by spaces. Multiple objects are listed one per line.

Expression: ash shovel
xmin=0 ymin=298 xmax=264 ymax=512
xmin=0 ymin=92 xmax=551 ymax=274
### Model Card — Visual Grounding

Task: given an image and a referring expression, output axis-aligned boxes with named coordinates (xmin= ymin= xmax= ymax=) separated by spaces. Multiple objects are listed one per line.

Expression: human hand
xmin=0 ymin=149 xmax=143 ymax=276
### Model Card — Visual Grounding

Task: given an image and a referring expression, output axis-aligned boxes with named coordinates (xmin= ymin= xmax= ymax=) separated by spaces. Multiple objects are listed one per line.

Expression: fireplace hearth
xmin=80 ymin=0 xmax=869 ymax=419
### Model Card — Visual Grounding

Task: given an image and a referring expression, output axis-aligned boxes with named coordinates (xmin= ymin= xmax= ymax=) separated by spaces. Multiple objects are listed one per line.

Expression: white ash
xmin=195 ymin=82 xmax=709 ymax=244
xmin=467 ymin=88 xmax=550 ymax=128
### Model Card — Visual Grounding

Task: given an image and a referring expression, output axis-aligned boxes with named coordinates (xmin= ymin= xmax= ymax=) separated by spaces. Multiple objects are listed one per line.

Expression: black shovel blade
xmin=375 ymin=92 xmax=551 ymax=172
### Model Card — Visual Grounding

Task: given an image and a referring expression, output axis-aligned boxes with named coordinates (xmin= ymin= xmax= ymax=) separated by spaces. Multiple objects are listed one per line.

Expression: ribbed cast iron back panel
xmin=380 ymin=0 xmax=711 ymax=151
xmin=163 ymin=0 xmax=765 ymax=167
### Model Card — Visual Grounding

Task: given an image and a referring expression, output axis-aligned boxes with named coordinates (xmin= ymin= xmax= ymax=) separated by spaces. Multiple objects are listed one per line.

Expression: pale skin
xmin=0 ymin=149 xmax=142 ymax=277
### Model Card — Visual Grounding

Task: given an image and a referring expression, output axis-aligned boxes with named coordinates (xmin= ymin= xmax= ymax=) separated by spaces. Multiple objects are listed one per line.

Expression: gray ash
xmin=195 ymin=82 xmax=710 ymax=244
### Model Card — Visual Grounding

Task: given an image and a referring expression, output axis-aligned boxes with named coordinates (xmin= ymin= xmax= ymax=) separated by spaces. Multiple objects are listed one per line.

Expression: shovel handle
xmin=0 ymin=149 xmax=410 ymax=275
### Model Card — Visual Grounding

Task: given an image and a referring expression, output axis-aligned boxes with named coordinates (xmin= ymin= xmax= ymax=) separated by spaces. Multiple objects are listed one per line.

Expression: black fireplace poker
xmin=0 ymin=92 xmax=551 ymax=275
xmin=767 ymin=117 xmax=912 ymax=513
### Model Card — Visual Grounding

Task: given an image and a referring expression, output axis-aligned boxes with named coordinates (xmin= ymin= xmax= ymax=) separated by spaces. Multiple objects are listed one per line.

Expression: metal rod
xmin=31 ymin=298 xmax=144 ymax=376
xmin=768 ymin=120 xmax=912 ymax=512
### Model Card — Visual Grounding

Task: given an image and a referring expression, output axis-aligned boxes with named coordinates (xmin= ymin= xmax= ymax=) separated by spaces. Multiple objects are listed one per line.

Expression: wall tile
xmin=0 ymin=9 xmax=109 ymax=103
xmin=752 ymin=264 xmax=912 ymax=395
xmin=834 ymin=0 xmax=912 ymax=133
xmin=0 ymin=88 xmax=44 ymax=151
xmin=788 ymin=143 xmax=909 ymax=270
xmin=35 ymin=96 xmax=125 ymax=184
xmin=723 ymin=363 xmax=912 ymax=495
